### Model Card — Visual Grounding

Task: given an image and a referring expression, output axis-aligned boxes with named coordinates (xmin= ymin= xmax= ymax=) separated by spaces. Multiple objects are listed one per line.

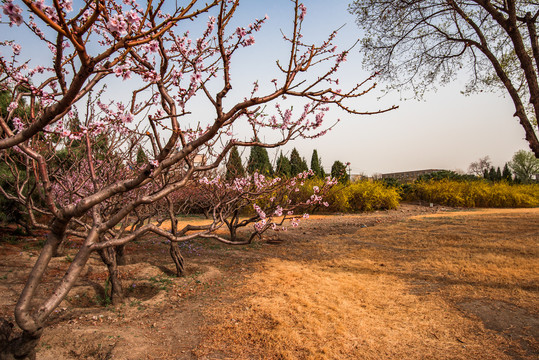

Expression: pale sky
xmin=2 ymin=0 xmax=532 ymax=176
xmin=233 ymin=0 xmax=530 ymax=176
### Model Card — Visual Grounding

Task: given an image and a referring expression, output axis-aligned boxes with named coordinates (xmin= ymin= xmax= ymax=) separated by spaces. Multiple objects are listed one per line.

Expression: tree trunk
xmin=0 ymin=320 xmax=42 ymax=360
xmin=228 ymin=223 xmax=238 ymax=243
xmin=116 ymin=244 xmax=127 ymax=266
xmin=51 ymin=235 xmax=66 ymax=258
xmin=98 ymin=247 xmax=124 ymax=305
xmin=166 ymin=197 xmax=184 ymax=277
xmin=169 ymin=243 xmax=184 ymax=277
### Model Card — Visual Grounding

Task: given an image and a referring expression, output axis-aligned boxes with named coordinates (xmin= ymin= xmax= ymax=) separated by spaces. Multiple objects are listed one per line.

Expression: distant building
xmin=380 ymin=169 xmax=445 ymax=182
xmin=350 ymin=174 xmax=370 ymax=182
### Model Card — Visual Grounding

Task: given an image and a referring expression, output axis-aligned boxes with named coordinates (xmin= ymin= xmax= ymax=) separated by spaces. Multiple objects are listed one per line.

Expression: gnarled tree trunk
xmin=98 ymin=247 xmax=124 ymax=305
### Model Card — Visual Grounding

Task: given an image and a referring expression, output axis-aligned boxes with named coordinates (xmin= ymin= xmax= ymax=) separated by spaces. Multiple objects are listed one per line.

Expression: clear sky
xmin=2 ymin=0 xmax=532 ymax=176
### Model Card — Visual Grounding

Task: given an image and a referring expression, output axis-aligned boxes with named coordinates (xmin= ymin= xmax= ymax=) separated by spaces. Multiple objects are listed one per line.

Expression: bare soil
xmin=0 ymin=204 xmax=537 ymax=359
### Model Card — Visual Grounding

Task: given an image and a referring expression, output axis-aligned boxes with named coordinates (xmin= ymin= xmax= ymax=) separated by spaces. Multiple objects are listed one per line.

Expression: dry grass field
xmin=0 ymin=205 xmax=537 ymax=359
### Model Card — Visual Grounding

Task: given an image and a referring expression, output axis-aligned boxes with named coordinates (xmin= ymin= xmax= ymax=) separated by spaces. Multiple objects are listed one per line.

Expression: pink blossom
xmin=12 ymin=117 xmax=23 ymax=132
xmin=107 ymin=14 xmax=128 ymax=35
xmin=7 ymin=101 xmax=17 ymax=112
xmin=190 ymin=72 xmax=202 ymax=84
xmin=254 ymin=218 xmax=267 ymax=232
xmin=150 ymin=159 xmax=159 ymax=167
xmin=336 ymin=52 xmax=348 ymax=63
xmin=34 ymin=0 xmax=46 ymax=10
xmin=147 ymin=40 xmax=159 ymax=53
xmin=3 ymin=1 xmax=23 ymax=26
xmin=12 ymin=43 xmax=21 ymax=55
xmin=142 ymin=71 xmax=160 ymax=83
xmin=242 ymin=35 xmax=255 ymax=47
xmin=236 ymin=27 xmax=246 ymax=38
xmin=298 ymin=3 xmax=307 ymax=21
xmin=253 ymin=204 xmax=266 ymax=219
xmin=60 ymin=0 xmax=73 ymax=12
xmin=120 ymin=112 xmax=134 ymax=123
xmin=126 ymin=10 xmax=140 ymax=25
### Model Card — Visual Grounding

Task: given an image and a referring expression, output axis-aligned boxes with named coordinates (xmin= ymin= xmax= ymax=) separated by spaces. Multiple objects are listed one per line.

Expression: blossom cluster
xmin=196 ymin=170 xmax=336 ymax=237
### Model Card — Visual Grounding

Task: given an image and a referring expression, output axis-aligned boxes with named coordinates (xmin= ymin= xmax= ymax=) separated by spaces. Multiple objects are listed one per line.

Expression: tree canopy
xmin=509 ymin=149 xmax=539 ymax=182
xmin=349 ymin=0 xmax=539 ymax=157
xmin=331 ymin=160 xmax=349 ymax=183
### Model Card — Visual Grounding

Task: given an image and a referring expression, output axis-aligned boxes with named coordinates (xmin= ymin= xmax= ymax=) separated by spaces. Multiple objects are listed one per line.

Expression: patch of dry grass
xmin=197 ymin=209 xmax=539 ymax=359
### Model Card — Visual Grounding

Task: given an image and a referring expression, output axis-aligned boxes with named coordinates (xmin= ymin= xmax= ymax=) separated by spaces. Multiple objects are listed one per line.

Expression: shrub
xmin=322 ymin=181 xmax=400 ymax=213
xmin=409 ymin=180 xmax=539 ymax=208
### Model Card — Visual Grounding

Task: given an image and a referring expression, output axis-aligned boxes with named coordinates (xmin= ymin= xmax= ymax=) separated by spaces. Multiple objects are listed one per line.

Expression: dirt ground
xmin=0 ymin=204 xmax=537 ymax=359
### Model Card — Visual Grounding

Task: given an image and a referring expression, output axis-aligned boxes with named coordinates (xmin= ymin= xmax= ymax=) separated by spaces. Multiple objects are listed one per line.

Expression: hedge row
xmin=291 ymin=179 xmax=400 ymax=213
xmin=405 ymin=180 xmax=539 ymax=208
xmin=301 ymin=179 xmax=539 ymax=212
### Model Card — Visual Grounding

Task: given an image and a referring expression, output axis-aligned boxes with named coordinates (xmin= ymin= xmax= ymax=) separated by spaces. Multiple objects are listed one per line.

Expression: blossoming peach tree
xmin=181 ymin=170 xmax=336 ymax=244
xmin=0 ymin=0 xmax=393 ymax=357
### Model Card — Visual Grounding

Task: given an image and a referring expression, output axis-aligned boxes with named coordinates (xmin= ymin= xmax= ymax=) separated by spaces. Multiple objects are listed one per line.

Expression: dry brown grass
xmin=197 ymin=209 xmax=539 ymax=359
xmin=3 ymin=206 xmax=536 ymax=359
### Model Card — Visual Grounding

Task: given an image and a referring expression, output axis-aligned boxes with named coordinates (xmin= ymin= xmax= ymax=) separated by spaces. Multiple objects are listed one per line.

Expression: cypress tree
xmin=247 ymin=145 xmax=273 ymax=176
xmin=496 ymin=166 xmax=502 ymax=181
xmin=502 ymin=163 xmax=512 ymax=181
xmin=301 ymin=157 xmax=309 ymax=172
xmin=290 ymin=148 xmax=307 ymax=176
xmin=136 ymin=146 xmax=148 ymax=165
xmin=310 ymin=149 xmax=323 ymax=177
xmin=225 ymin=146 xmax=245 ymax=180
xmin=275 ymin=152 xmax=291 ymax=177
xmin=488 ymin=166 xmax=497 ymax=181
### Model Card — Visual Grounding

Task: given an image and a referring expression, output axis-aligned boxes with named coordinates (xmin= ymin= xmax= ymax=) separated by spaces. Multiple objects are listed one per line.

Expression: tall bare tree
xmin=349 ymin=0 xmax=539 ymax=157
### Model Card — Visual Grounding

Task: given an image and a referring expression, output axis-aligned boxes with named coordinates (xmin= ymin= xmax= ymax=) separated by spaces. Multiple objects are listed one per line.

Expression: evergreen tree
xmin=496 ymin=167 xmax=502 ymax=182
xmin=488 ymin=166 xmax=497 ymax=181
xmin=247 ymin=145 xmax=273 ymax=176
xmin=502 ymin=163 xmax=512 ymax=182
xmin=301 ymin=157 xmax=309 ymax=172
xmin=136 ymin=146 xmax=148 ymax=165
xmin=310 ymin=149 xmax=323 ymax=178
xmin=275 ymin=152 xmax=291 ymax=177
xmin=225 ymin=146 xmax=245 ymax=180
xmin=331 ymin=160 xmax=349 ymax=184
xmin=289 ymin=148 xmax=308 ymax=176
